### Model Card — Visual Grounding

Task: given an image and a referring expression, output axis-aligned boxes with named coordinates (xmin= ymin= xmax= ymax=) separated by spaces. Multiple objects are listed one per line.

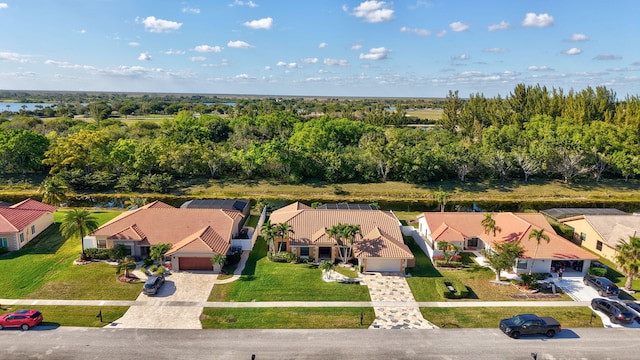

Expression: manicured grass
xmin=334 ymin=266 xmax=359 ymax=278
xmin=0 ymin=209 xmax=128 ymax=299
xmin=0 ymin=306 xmax=128 ymax=327
xmin=201 ymin=307 xmax=374 ymax=329
xmin=421 ymin=306 xmax=603 ymax=328
xmin=209 ymin=239 xmax=370 ymax=301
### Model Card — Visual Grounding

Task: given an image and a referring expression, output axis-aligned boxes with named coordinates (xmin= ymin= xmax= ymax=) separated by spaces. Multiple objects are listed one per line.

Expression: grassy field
xmin=405 ymin=108 xmax=443 ymax=120
xmin=420 ymin=306 xmax=603 ymax=328
xmin=201 ymin=307 xmax=375 ymax=329
xmin=0 ymin=306 xmax=129 ymax=327
xmin=209 ymin=239 xmax=370 ymax=302
xmin=0 ymin=209 xmax=142 ymax=300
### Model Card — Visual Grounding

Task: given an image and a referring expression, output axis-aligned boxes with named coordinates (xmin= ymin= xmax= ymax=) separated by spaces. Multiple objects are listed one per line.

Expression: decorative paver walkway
xmin=360 ymin=272 xmax=437 ymax=329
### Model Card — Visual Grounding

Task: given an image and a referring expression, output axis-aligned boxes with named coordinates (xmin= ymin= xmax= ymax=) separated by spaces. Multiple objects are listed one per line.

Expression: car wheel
xmin=21 ymin=324 xmax=30 ymax=331
xmin=598 ymin=290 xmax=605 ymax=296
xmin=545 ymin=330 xmax=556 ymax=338
xmin=610 ymin=316 xmax=618 ymax=324
xmin=583 ymin=279 xmax=588 ymax=285
xmin=0 ymin=324 xmax=4 ymax=330
xmin=510 ymin=331 xmax=520 ymax=339
xmin=591 ymin=304 xmax=598 ymax=310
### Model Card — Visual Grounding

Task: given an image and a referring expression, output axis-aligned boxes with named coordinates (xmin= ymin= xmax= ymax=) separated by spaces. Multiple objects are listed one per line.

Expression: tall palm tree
xmin=615 ymin=236 xmax=640 ymax=291
xmin=433 ymin=188 xmax=449 ymax=212
xmin=211 ymin=253 xmax=227 ymax=273
xmin=59 ymin=209 xmax=99 ymax=260
xmin=260 ymin=219 xmax=277 ymax=254
xmin=528 ymin=228 xmax=550 ymax=274
xmin=341 ymin=224 xmax=362 ymax=261
xmin=274 ymin=223 xmax=294 ymax=254
xmin=481 ymin=212 xmax=501 ymax=248
xmin=39 ymin=176 xmax=68 ymax=206
xmin=326 ymin=224 xmax=346 ymax=262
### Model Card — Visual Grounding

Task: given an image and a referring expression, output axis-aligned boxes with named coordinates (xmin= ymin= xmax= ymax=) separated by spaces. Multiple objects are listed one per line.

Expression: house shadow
xmin=1 ymin=225 xmax=66 ymax=257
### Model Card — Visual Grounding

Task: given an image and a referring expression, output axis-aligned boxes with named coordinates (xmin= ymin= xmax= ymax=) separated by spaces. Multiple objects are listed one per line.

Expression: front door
xmin=318 ymin=247 xmax=332 ymax=260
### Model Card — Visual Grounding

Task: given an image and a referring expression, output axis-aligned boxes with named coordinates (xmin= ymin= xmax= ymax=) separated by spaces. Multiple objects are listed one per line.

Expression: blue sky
xmin=0 ymin=0 xmax=638 ymax=98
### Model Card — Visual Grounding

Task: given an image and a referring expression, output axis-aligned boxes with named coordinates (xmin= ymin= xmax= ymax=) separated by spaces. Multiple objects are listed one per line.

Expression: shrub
xmin=435 ymin=278 xmax=469 ymax=299
xmin=0 ymin=246 xmax=8 ymax=254
xmin=588 ymin=267 xmax=607 ymax=277
xmin=84 ymin=248 xmax=111 ymax=260
xmin=226 ymin=250 xmax=242 ymax=265
xmin=149 ymin=265 xmax=159 ymax=273
xmin=154 ymin=266 xmax=165 ymax=275
xmin=109 ymin=244 xmax=128 ymax=261
xmin=435 ymin=260 xmax=463 ymax=268
xmin=143 ymin=257 xmax=154 ymax=267
xmin=268 ymin=252 xmax=296 ymax=263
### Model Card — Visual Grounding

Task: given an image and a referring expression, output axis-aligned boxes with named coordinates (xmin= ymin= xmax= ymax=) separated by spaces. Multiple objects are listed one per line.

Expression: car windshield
xmin=512 ymin=315 xmax=525 ymax=326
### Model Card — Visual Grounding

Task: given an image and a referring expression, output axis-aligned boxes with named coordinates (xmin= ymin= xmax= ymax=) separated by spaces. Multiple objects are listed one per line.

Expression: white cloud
xmin=44 ymin=60 xmax=96 ymax=70
xmin=359 ymin=47 xmax=390 ymax=60
xmin=194 ymin=45 xmax=223 ymax=53
xmin=234 ymin=73 xmax=255 ymax=80
xmin=163 ymin=49 xmax=185 ymax=55
xmin=318 ymin=42 xmax=328 ymax=49
xmin=182 ymin=7 xmax=200 ymax=14
xmin=324 ymin=58 xmax=349 ymax=66
xmin=128 ymin=42 xmax=140 ymax=47
xmin=483 ymin=48 xmax=509 ymax=53
xmin=594 ymin=54 xmax=622 ymax=60
xmin=436 ymin=30 xmax=447 ymax=37
xmin=522 ymin=13 xmax=554 ymax=27
xmin=568 ymin=33 xmax=589 ymax=42
xmin=79 ymin=29 xmax=87 ymax=34
xmin=488 ymin=21 xmax=510 ymax=31
xmin=140 ymin=16 xmax=182 ymax=33
xmin=0 ymin=3 xmax=7 ymax=9
xmin=449 ymin=21 xmax=469 ymax=32
xmin=276 ymin=61 xmax=299 ymax=68
xmin=244 ymin=17 xmax=273 ymax=30
xmin=227 ymin=40 xmax=253 ymax=48
xmin=229 ymin=0 xmax=258 ymax=7
xmin=563 ymin=47 xmax=582 ymax=55
xmin=400 ymin=26 xmax=430 ymax=36
xmin=191 ymin=56 xmax=206 ymax=62
xmin=350 ymin=1 xmax=394 ymax=23
xmin=0 ymin=51 xmax=31 ymax=63
xmin=528 ymin=65 xmax=554 ymax=71
xmin=301 ymin=57 xmax=318 ymax=64
xmin=351 ymin=44 xmax=362 ymax=50
xmin=138 ymin=52 xmax=152 ymax=61
xmin=452 ymin=54 xmax=471 ymax=60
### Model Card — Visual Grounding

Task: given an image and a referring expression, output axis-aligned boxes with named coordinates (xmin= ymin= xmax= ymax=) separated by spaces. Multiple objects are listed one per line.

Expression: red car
xmin=0 ymin=309 xmax=43 ymax=330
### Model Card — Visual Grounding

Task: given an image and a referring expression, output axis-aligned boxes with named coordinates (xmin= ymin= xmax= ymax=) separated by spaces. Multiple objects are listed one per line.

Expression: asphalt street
xmin=1 ymin=327 xmax=639 ymax=360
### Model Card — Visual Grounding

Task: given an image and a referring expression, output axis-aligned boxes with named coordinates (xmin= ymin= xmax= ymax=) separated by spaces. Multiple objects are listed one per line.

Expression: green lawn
xmin=0 ymin=209 xmax=142 ymax=300
xmin=0 ymin=306 xmax=129 ymax=327
xmin=421 ymin=306 xmax=603 ymax=328
xmin=201 ymin=307 xmax=374 ymax=329
xmin=209 ymin=239 xmax=370 ymax=301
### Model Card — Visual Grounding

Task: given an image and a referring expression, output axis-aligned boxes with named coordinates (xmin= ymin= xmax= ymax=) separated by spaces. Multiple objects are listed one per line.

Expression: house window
xmin=19 ymin=233 xmax=24 ymax=243
xmin=97 ymin=240 xmax=107 ymax=249
xmin=277 ymin=242 xmax=287 ymax=252
xmin=0 ymin=237 xmax=7 ymax=248
xmin=124 ymin=245 xmax=133 ymax=256
xmin=517 ymin=259 xmax=528 ymax=270
xmin=580 ymin=232 xmax=587 ymax=241
xmin=467 ymin=238 xmax=478 ymax=248
xmin=31 ymin=225 xmax=36 ymax=234
xmin=299 ymin=247 xmax=309 ymax=257
xmin=596 ymin=241 xmax=603 ymax=251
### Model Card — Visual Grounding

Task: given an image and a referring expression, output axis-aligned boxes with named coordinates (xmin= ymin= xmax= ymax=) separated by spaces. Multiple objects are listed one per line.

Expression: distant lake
xmin=204 ymin=102 xmax=236 ymax=107
xmin=0 ymin=102 xmax=56 ymax=111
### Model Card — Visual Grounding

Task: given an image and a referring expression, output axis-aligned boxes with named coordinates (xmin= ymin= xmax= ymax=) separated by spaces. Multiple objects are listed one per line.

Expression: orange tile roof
xmin=0 ymin=199 xmax=55 ymax=233
xmin=421 ymin=212 xmax=598 ymax=260
xmin=166 ymin=226 xmax=230 ymax=255
xmin=270 ymin=205 xmax=413 ymax=259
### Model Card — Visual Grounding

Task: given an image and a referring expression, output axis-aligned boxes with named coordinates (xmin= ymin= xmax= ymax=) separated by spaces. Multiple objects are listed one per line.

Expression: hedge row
xmin=435 ymin=278 xmax=469 ymax=299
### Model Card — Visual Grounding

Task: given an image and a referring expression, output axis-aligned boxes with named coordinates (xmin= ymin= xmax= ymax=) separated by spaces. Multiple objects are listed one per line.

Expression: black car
xmin=620 ymin=301 xmax=640 ymax=323
xmin=591 ymin=298 xmax=635 ymax=324
xmin=142 ymin=275 xmax=165 ymax=295
xmin=583 ymin=274 xmax=620 ymax=297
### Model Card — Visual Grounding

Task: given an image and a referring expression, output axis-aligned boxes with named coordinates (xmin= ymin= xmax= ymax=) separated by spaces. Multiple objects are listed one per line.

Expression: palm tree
xmin=39 ymin=176 xmax=68 ymax=206
xmin=319 ymin=260 xmax=335 ymax=280
xmin=326 ymin=224 xmax=346 ymax=263
xmin=59 ymin=209 xmax=99 ymax=260
xmin=615 ymin=236 xmax=640 ymax=291
xmin=528 ymin=228 xmax=550 ymax=274
xmin=433 ymin=187 xmax=449 ymax=212
xmin=149 ymin=243 xmax=172 ymax=265
xmin=116 ymin=256 xmax=137 ymax=278
xmin=125 ymin=196 xmax=148 ymax=209
xmin=260 ymin=219 xmax=277 ymax=254
xmin=481 ymin=212 xmax=501 ymax=249
xmin=211 ymin=253 xmax=227 ymax=273
xmin=341 ymin=224 xmax=362 ymax=261
xmin=274 ymin=223 xmax=294 ymax=254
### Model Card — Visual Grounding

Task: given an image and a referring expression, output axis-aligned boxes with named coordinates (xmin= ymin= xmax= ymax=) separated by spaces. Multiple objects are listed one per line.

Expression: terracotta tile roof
xmin=421 ymin=212 xmax=597 ymax=260
xmin=166 ymin=226 xmax=231 ymax=255
xmin=270 ymin=205 xmax=413 ymax=259
xmin=0 ymin=199 xmax=56 ymax=233
xmin=91 ymin=204 xmax=240 ymax=249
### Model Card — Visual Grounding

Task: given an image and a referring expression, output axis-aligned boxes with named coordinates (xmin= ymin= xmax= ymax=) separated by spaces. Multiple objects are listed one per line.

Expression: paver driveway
xmin=108 ymin=272 xmax=217 ymax=329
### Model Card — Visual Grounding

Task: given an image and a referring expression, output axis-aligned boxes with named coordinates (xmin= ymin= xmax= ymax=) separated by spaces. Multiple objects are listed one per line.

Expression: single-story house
xmin=180 ymin=199 xmax=251 ymax=231
xmin=559 ymin=214 xmax=640 ymax=262
xmin=83 ymin=201 xmax=245 ymax=271
xmin=268 ymin=202 xmax=414 ymax=273
xmin=417 ymin=212 xmax=598 ymax=275
xmin=0 ymin=198 xmax=57 ymax=251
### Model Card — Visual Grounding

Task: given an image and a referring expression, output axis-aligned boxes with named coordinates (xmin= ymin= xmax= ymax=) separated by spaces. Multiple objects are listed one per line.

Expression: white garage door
xmin=367 ymin=258 xmax=401 ymax=272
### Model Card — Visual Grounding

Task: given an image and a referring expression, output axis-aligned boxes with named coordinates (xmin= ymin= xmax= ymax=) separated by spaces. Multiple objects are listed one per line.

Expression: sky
xmin=0 ymin=0 xmax=639 ymax=98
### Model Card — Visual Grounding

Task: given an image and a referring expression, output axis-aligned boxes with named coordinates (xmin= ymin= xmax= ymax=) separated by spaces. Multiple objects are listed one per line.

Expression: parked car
xmin=142 ymin=275 xmax=165 ymax=295
xmin=583 ymin=274 xmax=620 ymax=297
xmin=591 ymin=298 xmax=635 ymax=325
xmin=591 ymin=261 xmax=609 ymax=270
xmin=0 ymin=309 xmax=43 ymax=330
xmin=620 ymin=300 xmax=640 ymax=323
xmin=499 ymin=314 xmax=561 ymax=339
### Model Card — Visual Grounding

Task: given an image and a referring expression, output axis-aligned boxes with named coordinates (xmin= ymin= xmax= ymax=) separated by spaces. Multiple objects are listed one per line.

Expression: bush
xmin=268 ymin=252 xmax=296 ymax=263
xmin=588 ymin=267 xmax=607 ymax=277
xmin=226 ymin=250 xmax=242 ymax=265
xmin=0 ymin=246 xmax=8 ymax=254
xmin=435 ymin=278 xmax=469 ymax=299
xmin=154 ymin=266 xmax=165 ymax=275
xmin=435 ymin=260 xmax=463 ymax=268
xmin=84 ymin=247 xmax=111 ymax=260
xmin=109 ymin=244 xmax=128 ymax=261
xmin=149 ymin=265 xmax=159 ymax=273
xmin=143 ymin=257 xmax=154 ymax=267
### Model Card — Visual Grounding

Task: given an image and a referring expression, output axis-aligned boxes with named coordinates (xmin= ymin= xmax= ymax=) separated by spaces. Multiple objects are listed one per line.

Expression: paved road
xmin=1 ymin=327 xmax=639 ymax=360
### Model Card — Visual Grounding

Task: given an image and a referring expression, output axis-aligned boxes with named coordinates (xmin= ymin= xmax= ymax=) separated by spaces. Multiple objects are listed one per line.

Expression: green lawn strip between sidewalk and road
xmin=209 ymin=239 xmax=370 ymax=302
xmin=201 ymin=307 xmax=375 ymax=329
xmin=0 ymin=306 xmax=129 ymax=328
xmin=420 ymin=306 xmax=603 ymax=328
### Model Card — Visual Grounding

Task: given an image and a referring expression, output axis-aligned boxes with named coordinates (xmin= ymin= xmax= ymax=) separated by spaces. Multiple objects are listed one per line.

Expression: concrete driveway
xmin=108 ymin=272 xmax=217 ymax=329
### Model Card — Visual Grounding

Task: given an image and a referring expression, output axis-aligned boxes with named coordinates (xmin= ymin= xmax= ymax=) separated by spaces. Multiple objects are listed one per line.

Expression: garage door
xmin=179 ymin=257 xmax=213 ymax=271
xmin=367 ymin=258 xmax=401 ymax=272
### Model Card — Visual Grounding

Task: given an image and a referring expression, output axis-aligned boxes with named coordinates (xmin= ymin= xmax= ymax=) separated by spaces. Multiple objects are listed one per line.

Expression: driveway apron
xmin=108 ymin=272 xmax=218 ymax=329
xmin=361 ymin=273 xmax=436 ymax=329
